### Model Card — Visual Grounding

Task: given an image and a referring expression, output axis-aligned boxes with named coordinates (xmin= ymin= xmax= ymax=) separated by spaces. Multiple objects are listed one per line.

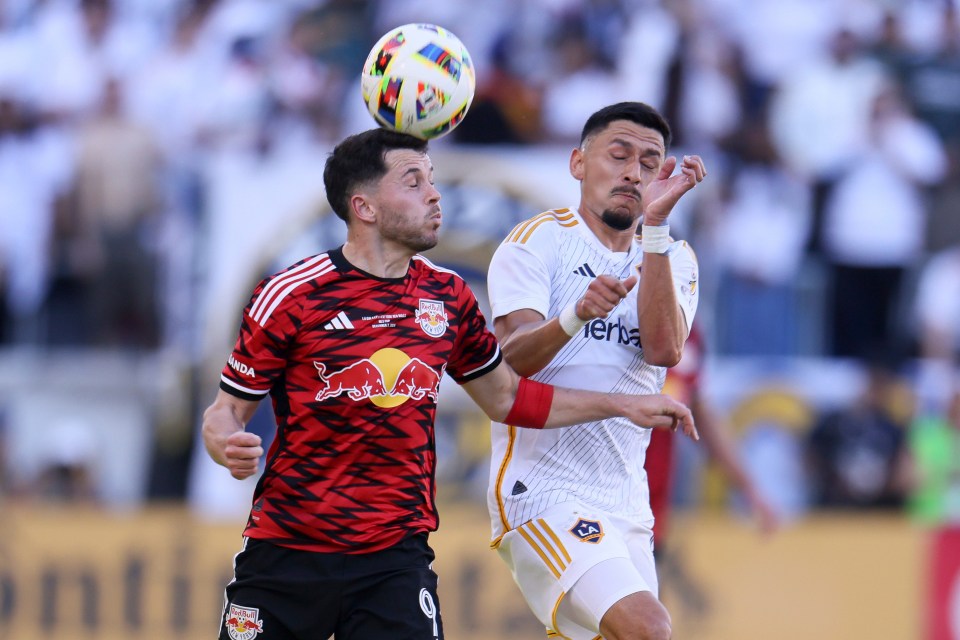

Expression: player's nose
xmin=425 ymin=181 xmax=441 ymax=204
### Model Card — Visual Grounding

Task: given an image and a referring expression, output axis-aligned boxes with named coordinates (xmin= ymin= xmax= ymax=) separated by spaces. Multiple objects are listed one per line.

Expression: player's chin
xmin=413 ymin=232 xmax=440 ymax=252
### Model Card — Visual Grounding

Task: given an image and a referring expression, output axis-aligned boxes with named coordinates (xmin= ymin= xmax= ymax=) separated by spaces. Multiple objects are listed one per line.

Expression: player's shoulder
xmin=248 ymin=252 xmax=334 ymax=323
xmin=412 ymin=253 xmax=467 ymax=285
xmin=665 ymin=238 xmax=698 ymax=264
xmin=500 ymin=208 xmax=579 ymax=247
xmin=263 ymin=252 xmax=336 ymax=288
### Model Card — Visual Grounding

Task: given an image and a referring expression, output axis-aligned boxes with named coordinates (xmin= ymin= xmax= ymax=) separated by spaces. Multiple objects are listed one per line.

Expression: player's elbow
xmin=643 ymin=346 xmax=682 ymax=367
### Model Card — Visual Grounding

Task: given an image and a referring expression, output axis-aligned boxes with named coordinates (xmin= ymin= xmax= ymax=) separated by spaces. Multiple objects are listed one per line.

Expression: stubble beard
xmin=382 ymin=214 xmax=439 ymax=253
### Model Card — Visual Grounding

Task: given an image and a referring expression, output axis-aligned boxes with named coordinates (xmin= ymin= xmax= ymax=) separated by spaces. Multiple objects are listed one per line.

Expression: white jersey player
xmin=485 ymin=102 xmax=706 ymax=640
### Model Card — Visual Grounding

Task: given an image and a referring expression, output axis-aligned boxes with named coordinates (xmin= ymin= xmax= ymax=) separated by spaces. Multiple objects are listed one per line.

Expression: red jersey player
xmin=202 ymin=128 xmax=697 ymax=640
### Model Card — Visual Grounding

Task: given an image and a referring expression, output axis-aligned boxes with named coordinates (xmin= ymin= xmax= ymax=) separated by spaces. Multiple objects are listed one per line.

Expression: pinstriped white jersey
xmin=486 ymin=208 xmax=699 ymax=539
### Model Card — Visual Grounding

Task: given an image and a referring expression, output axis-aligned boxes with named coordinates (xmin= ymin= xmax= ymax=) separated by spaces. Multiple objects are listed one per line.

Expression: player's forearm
xmin=637 ymin=256 xmax=685 ymax=366
xmin=500 ymin=320 xmax=572 ymax=377
xmin=545 ymin=387 xmax=698 ymax=438
xmin=542 ymin=387 xmax=624 ymax=427
xmin=694 ymin=398 xmax=756 ymax=493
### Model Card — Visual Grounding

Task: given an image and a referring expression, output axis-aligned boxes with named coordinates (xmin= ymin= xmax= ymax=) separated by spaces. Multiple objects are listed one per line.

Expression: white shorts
xmin=495 ymin=502 xmax=658 ymax=640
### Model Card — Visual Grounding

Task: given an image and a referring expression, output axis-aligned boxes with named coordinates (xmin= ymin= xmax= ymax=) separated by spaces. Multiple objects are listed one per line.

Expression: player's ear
xmin=569 ymin=147 xmax=585 ymax=180
xmin=351 ymin=194 xmax=376 ymax=223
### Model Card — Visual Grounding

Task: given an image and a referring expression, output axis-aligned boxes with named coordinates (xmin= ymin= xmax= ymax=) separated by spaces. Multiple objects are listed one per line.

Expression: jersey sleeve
xmin=219 ymin=276 xmax=302 ymax=400
xmin=447 ymin=281 xmax=502 ymax=383
xmin=487 ymin=231 xmax=554 ymax=321
xmin=666 ymin=240 xmax=700 ymax=335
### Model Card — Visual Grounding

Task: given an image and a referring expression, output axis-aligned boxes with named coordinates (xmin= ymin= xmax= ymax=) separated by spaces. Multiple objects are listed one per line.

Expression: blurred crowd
xmin=0 ymin=0 xmax=958 ymax=520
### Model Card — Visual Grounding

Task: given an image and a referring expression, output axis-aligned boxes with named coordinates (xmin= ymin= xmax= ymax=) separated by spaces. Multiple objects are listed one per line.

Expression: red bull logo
xmin=314 ymin=348 xmax=443 ymax=408
xmin=414 ymin=299 xmax=448 ymax=338
xmin=314 ymin=360 xmax=389 ymax=401
xmin=225 ymin=604 xmax=264 ymax=640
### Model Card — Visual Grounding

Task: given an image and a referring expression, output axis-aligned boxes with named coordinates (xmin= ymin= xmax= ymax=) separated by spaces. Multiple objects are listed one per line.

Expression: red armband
xmin=504 ymin=378 xmax=554 ymax=429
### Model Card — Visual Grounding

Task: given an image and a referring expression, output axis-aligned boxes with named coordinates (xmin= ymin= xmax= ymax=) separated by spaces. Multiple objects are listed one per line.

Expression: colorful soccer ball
xmin=361 ymin=23 xmax=475 ymax=140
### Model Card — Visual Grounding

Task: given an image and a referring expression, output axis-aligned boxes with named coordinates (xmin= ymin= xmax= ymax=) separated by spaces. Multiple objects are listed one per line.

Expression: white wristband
xmin=558 ymin=302 xmax=587 ymax=337
xmin=642 ymin=224 xmax=671 ymax=254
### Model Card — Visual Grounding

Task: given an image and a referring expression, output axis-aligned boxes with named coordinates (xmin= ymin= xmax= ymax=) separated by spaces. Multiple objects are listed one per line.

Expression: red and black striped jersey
xmin=219 ymin=246 xmax=501 ymax=553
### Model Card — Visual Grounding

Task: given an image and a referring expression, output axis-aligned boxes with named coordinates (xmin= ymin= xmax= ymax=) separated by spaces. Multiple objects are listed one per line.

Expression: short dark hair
xmin=323 ymin=128 xmax=429 ymax=222
xmin=579 ymin=102 xmax=672 ymax=148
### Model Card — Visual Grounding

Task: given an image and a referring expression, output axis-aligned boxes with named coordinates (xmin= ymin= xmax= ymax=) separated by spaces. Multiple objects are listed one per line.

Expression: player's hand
xmin=577 ymin=274 xmax=638 ymax=320
xmin=747 ymin=490 xmax=781 ymax=536
xmin=642 ymin=154 xmax=706 ymax=226
xmin=626 ymin=394 xmax=698 ymax=441
xmin=222 ymin=431 xmax=264 ymax=480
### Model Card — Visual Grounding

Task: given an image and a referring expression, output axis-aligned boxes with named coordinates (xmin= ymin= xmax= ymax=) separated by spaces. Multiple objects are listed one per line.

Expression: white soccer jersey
xmin=487 ymin=208 xmax=699 ymax=540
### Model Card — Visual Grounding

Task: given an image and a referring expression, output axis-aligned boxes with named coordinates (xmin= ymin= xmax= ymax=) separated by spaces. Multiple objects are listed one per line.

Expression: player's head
xmin=572 ymin=102 xmax=672 ymax=232
xmin=323 ymin=128 xmax=430 ymax=223
xmin=579 ymin=102 xmax=671 ymax=149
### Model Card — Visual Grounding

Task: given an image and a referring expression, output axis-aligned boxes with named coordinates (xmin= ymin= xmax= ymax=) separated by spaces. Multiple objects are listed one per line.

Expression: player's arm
xmin=202 ymin=389 xmax=264 ymax=480
xmin=690 ymin=389 xmax=778 ymax=533
xmin=636 ymin=252 xmax=686 ymax=366
xmin=495 ymin=274 xmax=638 ymax=377
xmin=461 ymin=360 xmax=698 ymax=439
xmin=637 ymin=154 xmax=705 ymax=366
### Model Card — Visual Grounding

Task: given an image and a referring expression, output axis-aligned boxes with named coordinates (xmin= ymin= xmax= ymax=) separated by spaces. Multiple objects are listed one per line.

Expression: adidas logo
xmin=323 ymin=311 xmax=354 ymax=330
xmin=511 ymin=480 xmax=528 ymax=496
xmin=573 ymin=263 xmax=596 ymax=277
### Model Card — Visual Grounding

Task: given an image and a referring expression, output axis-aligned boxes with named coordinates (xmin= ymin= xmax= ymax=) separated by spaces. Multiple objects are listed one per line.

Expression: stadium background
xmin=0 ymin=0 xmax=958 ymax=638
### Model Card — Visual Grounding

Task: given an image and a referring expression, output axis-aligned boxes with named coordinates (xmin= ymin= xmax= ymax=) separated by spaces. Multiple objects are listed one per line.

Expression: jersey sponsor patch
xmin=569 ymin=517 xmax=604 ymax=543
xmin=313 ymin=351 xmax=443 ymax=406
xmin=225 ymin=604 xmax=264 ymax=640
xmin=228 ymin=355 xmax=256 ymax=377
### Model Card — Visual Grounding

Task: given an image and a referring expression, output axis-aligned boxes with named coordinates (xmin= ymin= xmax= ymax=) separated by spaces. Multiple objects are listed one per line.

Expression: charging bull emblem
xmin=314 ymin=353 xmax=443 ymax=406
xmin=414 ymin=299 xmax=448 ymax=338
xmin=225 ymin=604 xmax=263 ymax=640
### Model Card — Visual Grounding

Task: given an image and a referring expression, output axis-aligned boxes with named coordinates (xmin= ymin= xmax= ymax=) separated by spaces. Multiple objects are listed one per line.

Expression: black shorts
xmin=218 ymin=533 xmax=444 ymax=640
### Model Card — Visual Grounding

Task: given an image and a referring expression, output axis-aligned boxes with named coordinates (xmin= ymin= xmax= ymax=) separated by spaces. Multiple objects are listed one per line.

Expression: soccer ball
xmin=361 ymin=23 xmax=476 ymax=140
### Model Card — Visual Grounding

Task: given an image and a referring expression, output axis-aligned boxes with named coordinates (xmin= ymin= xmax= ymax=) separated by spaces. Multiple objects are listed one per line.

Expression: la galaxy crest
xmin=570 ymin=517 xmax=604 ymax=543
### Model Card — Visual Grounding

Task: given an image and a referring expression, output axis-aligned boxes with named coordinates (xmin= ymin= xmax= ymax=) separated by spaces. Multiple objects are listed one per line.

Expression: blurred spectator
xmin=194 ymin=34 xmax=272 ymax=152
xmin=912 ymin=243 xmax=960 ymax=414
xmin=712 ymin=118 xmax=813 ymax=356
xmin=768 ymin=26 xmax=888 ymax=255
xmin=908 ymin=384 xmax=960 ymax=525
xmin=31 ymin=0 xmax=159 ymax=122
xmin=878 ymin=3 xmax=960 ymax=252
xmin=806 ymin=356 xmax=916 ymax=509
xmin=672 ymin=27 xmax=743 ymax=151
xmin=894 ymin=2 xmax=960 ymax=153
xmin=0 ymin=95 xmax=65 ymax=344
xmin=539 ymin=15 xmax=625 ymax=142
xmin=31 ymin=418 xmax=99 ymax=504
xmin=452 ymin=31 xmax=544 ymax=144
xmin=617 ymin=0 xmax=679 ymax=112
xmin=820 ymin=80 xmax=947 ymax=359
xmin=55 ymin=76 xmax=163 ymax=347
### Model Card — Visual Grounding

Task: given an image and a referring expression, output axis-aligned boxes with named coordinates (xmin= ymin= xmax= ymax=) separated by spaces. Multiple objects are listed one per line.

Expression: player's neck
xmin=342 ymin=240 xmax=412 ymax=279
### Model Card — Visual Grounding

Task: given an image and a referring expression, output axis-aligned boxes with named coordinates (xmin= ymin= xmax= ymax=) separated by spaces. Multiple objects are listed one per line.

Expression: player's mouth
xmin=611 ymin=189 xmax=641 ymax=201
